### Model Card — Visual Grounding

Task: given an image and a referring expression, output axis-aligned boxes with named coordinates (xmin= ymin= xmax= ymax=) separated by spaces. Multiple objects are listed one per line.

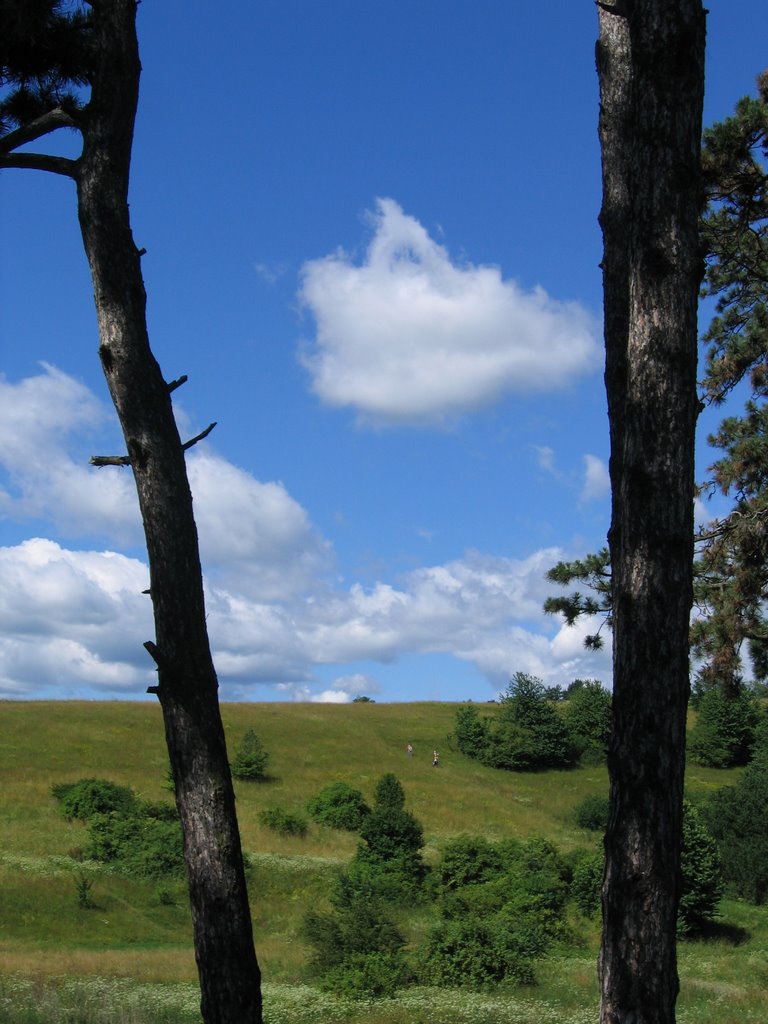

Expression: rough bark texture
xmin=72 ymin=3 xmax=262 ymax=1022
xmin=596 ymin=3 xmax=705 ymax=1023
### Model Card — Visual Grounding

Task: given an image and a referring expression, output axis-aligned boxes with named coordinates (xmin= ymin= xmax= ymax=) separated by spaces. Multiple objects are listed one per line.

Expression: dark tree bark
xmin=596 ymin=3 xmax=705 ymax=1023
xmin=1 ymin=3 xmax=262 ymax=1022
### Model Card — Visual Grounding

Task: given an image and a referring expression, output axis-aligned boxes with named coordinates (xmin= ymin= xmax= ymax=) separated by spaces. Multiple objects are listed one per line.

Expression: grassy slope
xmin=0 ymin=700 xmax=765 ymax=1021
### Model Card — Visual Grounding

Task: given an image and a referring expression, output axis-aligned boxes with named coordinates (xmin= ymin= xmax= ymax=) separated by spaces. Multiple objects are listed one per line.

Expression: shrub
xmin=574 ymin=793 xmax=610 ymax=832
xmin=570 ymin=851 xmax=603 ymax=916
xmin=433 ymin=835 xmax=504 ymax=891
xmin=352 ymin=775 xmax=426 ymax=898
xmin=567 ymin=803 xmax=724 ymax=928
xmin=51 ymin=778 xmax=137 ymax=821
xmin=424 ymin=835 xmax=570 ymax=990
xmin=454 ymin=674 xmax=578 ymax=773
xmin=496 ymin=673 xmax=578 ymax=770
xmin=230 ymin=729 xmax=270 ymax=781
xmin=420 ymin=914 xmax=537 ymax=989
xmin=688 ymin=688 xmax=760 ymax=768
xmin=453 ymin=705 xmax=490 ymax=760
xmin=86 ymin=804 xmax=184 ymax=879
xmin=372 ymin=773 xmax=405 ymax=811
xmin=563 ymin=680 xmax=612 ymax=763
xmin=678 ymin=799 xmax=724 ymax=932
xmin=704 ymin=759 xmax=768 ymax=903
xmin=307 ymin=782 xmax=370 ymax=831
xmin=319 ymin=952 xmax=408 ymax=1000
xmin=258 ymin=805 xmax=308 ymax=837
xmin=302 ymin=885 xmax=408 ymax=998
xmin=73 ymin=870 xmax=95 ymax=909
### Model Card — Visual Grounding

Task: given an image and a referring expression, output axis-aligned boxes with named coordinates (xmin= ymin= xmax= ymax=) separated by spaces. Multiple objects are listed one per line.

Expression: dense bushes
xmin=704 ymin=757 xmax=768 ymax=904
xmin=420 ymin=835 xmax=570 ymax=989
xmin=688 ymin=688 xmax=760 ymax=768
xmin=307 ymin=782 xmax=371 ymax=831
xmin=52 ymin=779 xmax=183 ymax=880
xmin=302 ymin=879 xmax=409 ymax=998
xmin=454 ymin=674 xmax=611 ymax=772
xmin=86 ymin=804 xmax=184 ymax=879
xmin=303 ymin=774 xmax=422 ymax=998
xmin=51 ymin=779 xmax=137 ymax=821
xmin=346 ymin=773 xmax=427 ymax=902
xmin=562 ymin=680 xmax=612 ymax=763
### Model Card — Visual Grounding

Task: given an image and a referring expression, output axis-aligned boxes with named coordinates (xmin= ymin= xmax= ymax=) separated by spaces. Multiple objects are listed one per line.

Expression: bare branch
xmin=0 ymin=152 xmax=78 ymax=178
xmin=89 ymin=420 xmax=216 ymax=465
xmin=0 ymin=107 xmax=80 ymax=156
xmin=182 ymin=422 xmax=217 ymax=451
xmin=167 ymin=374 xmax=188 ymax=393
xmin=89 ymin=453 xmax=131 ymax=467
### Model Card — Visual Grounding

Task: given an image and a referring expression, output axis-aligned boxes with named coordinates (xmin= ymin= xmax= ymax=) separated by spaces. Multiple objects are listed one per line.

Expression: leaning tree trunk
xmin=75 ymin=3 xmax=262 ymax=1022
xmin=596 ymin=3 xmax=705 ymax=1023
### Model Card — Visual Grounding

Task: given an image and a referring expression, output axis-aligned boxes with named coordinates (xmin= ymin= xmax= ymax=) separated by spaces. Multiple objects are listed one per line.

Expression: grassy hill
xmin=0 ymin=700 xmax=765 ymax=1024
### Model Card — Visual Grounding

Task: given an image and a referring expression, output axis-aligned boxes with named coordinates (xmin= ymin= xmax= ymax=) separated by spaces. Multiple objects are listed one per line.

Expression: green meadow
xmin=0 ymin=700 xmax=765 ymax=1023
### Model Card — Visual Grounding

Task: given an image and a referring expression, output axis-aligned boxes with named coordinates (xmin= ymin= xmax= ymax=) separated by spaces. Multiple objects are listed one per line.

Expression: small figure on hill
xmin=433 ymin=750 xmax=439 ymax=767
xmin=406 ymin=743 xmax=413 ymax=757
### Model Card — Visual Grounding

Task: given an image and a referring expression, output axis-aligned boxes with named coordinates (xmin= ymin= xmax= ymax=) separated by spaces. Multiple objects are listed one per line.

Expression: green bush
xmin=420 ymin=914 xmax=537 ymax=989
xmin=230 ymin=729 xmax=270 ymax=781
xmin=454 ymin=674 xmax=578 ymax=773
xmin=424 ymin=835 xmax=570 ymax=990
xmin=453 ymin=704 xmax=490 ymax=760
xmin=307 ymin=782 xmax=370 ymax=831
xmin=51 ymin=778 xmax=137 ymax=821
xmin=688 ymin=688 xmax=760 ymax=768
xmin=302 ymin=885 xmax=408 ymax=998
xmin=704 ymin=760 xmax=768 ymax=903
xmin=352 ymin=774 xmax=426 ymax=898
xmin=372 ymin=773 xmax=406 ymax=811
xmin=563 ymin=680 xmax=612 ymax=763
xmin=86 ymin=804 xmax=184 ymax=879
xmin=678 ymin=799 xmax=724 ymax=932
xmin=433 ymin=835 xmax=504 ymax=891
xmin=258 ymin=805 xmax=308 ymax=837
xmin=319 ymin=952 xmax=408 ymax=1000
xmin=574 ymin=793 xmax=610 ymax=832
xmin=570 ymin=851 xmax=603 ymax=916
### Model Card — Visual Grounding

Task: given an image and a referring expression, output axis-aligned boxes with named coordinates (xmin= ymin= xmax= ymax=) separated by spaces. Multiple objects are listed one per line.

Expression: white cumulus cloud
xmin=299 ymin=198 xmax=600 ymax=426
xmin=581 ymin=454 xmax=610 ymax=503
xmin=0 ymin=367 xmax=613 ymax=700
xmin=0 ymin=365 xmax=140 ymax=543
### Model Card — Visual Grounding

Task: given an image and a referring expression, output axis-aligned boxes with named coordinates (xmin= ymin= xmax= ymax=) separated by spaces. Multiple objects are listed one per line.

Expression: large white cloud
xmin=299 ymin=198 xmax=600 ymax=426
xmin=0 ymin=367 xmax=612 ymax=700
xmin=0 ymin=538 xmax=154 ymax=695
xmin=0 ymin=534 xmax=612 ymax=699
xmin=188 ymin=451 xmax=332 ymax=601
xmin=0 ymin=365 xmax=140 ymax=543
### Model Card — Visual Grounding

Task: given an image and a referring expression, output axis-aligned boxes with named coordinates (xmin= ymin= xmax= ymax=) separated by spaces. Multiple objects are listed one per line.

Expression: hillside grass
xmin=0 ymin=700 xmax=766 ymax=1023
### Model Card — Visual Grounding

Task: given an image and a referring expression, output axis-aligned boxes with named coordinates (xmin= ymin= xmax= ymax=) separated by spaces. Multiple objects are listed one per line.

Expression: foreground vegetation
xmin=1 ymin=700 xmax=766 ymax=1023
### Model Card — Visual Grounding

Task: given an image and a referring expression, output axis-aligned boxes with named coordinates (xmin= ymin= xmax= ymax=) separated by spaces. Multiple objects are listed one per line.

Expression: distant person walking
xmin=432 ymin=750 xmax=439 ymax=767
xmin=406 ymin=743 xmax=413 ymax=757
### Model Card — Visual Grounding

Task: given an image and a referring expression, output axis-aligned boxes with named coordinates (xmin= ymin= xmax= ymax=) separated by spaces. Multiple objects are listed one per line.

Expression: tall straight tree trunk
xmin=596 ymin=3 xmax=705 ymax=1023
xmin=74 ymin=3 xmax=262 ymax=1022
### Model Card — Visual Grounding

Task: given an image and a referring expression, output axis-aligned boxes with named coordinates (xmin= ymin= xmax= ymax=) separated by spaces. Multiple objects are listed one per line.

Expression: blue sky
xmin=0 ymin=1 xmax=765 ymax=703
